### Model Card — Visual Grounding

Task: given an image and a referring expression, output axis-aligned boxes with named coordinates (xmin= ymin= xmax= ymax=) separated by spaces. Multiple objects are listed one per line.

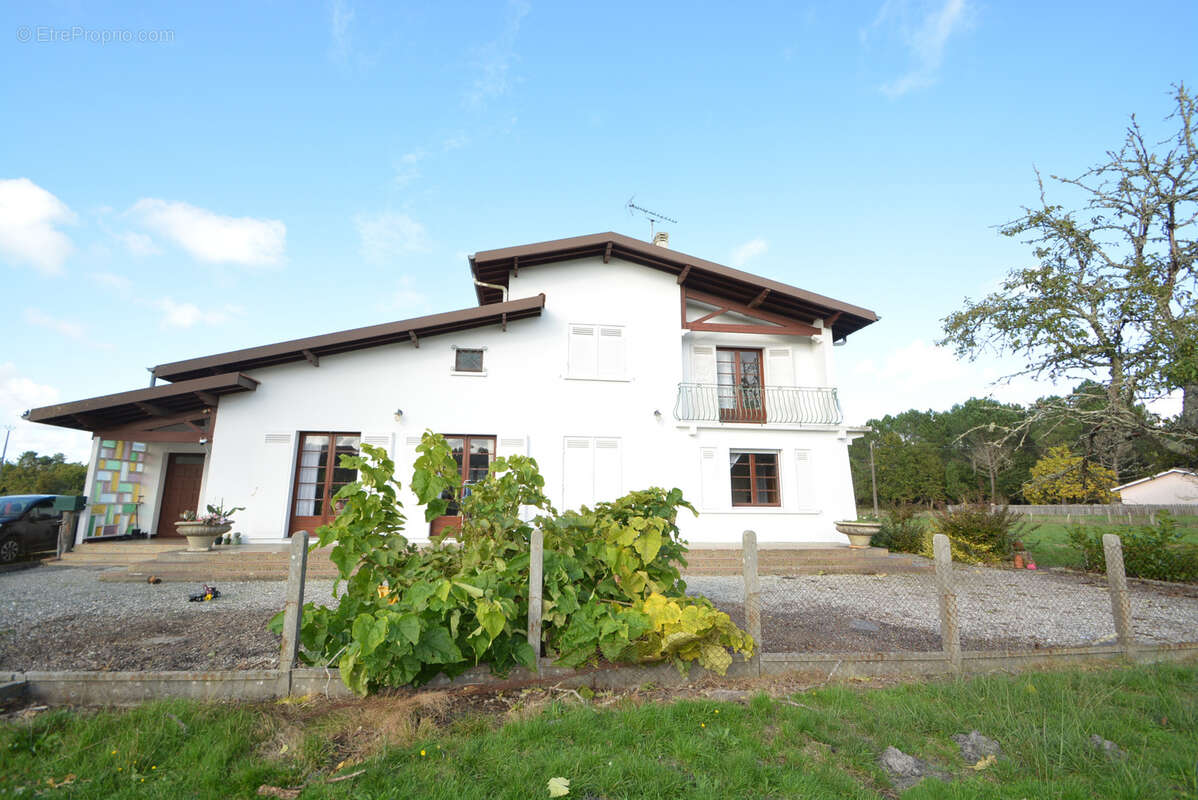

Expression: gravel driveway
xmin=686 ymin=567 xmax=1198 ymax=653
xmin=0 ymin=566 xmax=338 ymax=672
xmin=2 ymin=564 xmax=1196 ymax=671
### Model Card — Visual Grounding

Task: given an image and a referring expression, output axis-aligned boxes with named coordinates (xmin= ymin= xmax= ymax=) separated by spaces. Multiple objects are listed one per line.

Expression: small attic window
xmin=454 ymin=348 xmax=484 ymax=373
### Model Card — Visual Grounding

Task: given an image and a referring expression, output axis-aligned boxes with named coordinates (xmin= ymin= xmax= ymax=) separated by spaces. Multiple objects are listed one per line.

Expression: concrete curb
xmin=4 ymin=642 xmax=1195 ymax=707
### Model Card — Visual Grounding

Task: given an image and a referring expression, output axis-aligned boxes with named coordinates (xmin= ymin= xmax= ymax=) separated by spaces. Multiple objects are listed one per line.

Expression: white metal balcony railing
xmin=673 ymin=383 xmax=843 ymax=425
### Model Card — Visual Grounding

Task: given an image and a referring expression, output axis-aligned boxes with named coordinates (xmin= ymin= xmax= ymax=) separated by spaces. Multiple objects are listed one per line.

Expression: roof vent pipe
xmin=473 ymin=279 xmax=508 ymax=302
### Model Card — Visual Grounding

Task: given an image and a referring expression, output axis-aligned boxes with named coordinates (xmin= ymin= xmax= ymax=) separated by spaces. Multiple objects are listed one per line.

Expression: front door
xmin=157 ymin=453 xmax=206 ymax=536
xmin=288 ymin=432 xmax=360 ymax=536
xmin=717 ymin=348 xmax=766 ymax=422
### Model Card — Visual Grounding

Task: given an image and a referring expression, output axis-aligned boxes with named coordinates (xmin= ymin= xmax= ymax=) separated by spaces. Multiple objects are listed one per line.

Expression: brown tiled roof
xmin=470 ymin=232 xmax=878 ymax=340
xmin=153 ymin=294 xmax=546 ymax=382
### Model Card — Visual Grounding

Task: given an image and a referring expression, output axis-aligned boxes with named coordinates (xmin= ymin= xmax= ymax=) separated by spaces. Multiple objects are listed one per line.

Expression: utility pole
xmin=869 ymin=438 xmax=879 ymax=518
xmin=0 ymin=425 xmax=13 ymax=484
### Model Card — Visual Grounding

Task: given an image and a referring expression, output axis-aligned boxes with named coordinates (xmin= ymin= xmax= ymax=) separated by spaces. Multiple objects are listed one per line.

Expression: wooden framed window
xmin=454 ymin=348 xmax=484 ymax=372
xmin=431 ymin=435 xmax=496 ymax=532
xmin=717 ymin=348 xmax=766 ymax=423
xmin=290 ymin=432 xmax=360 ymax=534
xmin=730 ymin=451 xmax=780 ymax=506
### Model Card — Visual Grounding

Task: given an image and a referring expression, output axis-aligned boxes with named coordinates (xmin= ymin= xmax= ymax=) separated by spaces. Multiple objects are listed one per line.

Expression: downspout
xmin=473 ymin=279 xmax=508 ymax=303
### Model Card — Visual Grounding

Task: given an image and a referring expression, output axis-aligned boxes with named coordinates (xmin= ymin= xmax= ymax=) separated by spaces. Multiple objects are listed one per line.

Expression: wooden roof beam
xmin=603 ymin=242 xmax=613 ymax=263
xmin=409 ymin=331 xmax=419 ymax=348
xmin=748 ymin=288 xmax=770 ymax=308
xmin=301 ymin=349 xmax=319 ymax=367
xmin=134 ymin=401 xmax=170 ymax=417
xmin=677 ymin=265 xmax=692 ymax=285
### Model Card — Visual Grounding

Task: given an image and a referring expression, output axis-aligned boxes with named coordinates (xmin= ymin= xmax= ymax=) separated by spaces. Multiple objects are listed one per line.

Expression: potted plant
xmin=834 ymin=516 xmax=882 ymax=549
xmin=175 ymin=501 xmax=245 ymax=552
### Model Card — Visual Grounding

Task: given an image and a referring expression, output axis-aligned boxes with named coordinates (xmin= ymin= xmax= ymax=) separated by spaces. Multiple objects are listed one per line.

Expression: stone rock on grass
xmin=952 ymin=730 xmax=1002 ymax=763
xmin=705 ymin=689 xmax=754 ymax=703
xmin=1089 ymin=735 xmax=1125 ymax=759
xmin=879 ymin=746 xmax=950 ymax=790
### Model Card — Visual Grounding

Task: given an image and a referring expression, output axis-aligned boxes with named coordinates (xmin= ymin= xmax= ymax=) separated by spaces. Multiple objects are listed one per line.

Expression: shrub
xmin=271 ymin=433 xmax=753 ymax=695
xmin=870 ymin=505 xmax=926 ymax=554
xmin=928 ymin=503 xmax=1034 ymax=564
xmin=1067 ymin=513 xmax=1198 ymax=582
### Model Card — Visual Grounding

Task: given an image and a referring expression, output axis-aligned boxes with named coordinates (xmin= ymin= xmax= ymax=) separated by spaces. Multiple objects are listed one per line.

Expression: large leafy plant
xmin=272 ymin=432 xmax=753 ymax=694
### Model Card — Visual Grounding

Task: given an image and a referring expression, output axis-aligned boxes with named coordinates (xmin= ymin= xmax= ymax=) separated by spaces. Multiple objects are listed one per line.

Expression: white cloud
xmin=355 ymin=212 xmax=431 ymax=263
xmin=23 ymin=309 xmax=85 ymax=341
xmin=155 ymin=297 xmax=244 ymax=328
xmin=116 ymin=230 xmax=161 ymax=256
xmin=388 ymin=276 xmax=432 ymax=317
xmin=0 ymin=363 xmax=91 ymax=462
xmin=867 ymin=0 xmax=971 ymax=97
xmin=330 ymin=0 xmax=355 ymax=65
xmin=90 ymin=271 xmax=132 ymax=291
xmin=0 ymin=178 xmax=77 ymax=274
xmin=463 ymin=0 xmax=531 ymax=108
xmin=730 ymin=238 xmax=768 ymax=268
xmin=394 ymin=150 xmax=427 ymax=187
xmin=130 ymin=198 xmax=286 ymax=266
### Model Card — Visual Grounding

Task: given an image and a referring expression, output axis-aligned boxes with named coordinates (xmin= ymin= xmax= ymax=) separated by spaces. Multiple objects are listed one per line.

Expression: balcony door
xmin=289 ymin=432 xmax=360 ymax=535
xmin=717 ymin=348 xmax=766 ymax=423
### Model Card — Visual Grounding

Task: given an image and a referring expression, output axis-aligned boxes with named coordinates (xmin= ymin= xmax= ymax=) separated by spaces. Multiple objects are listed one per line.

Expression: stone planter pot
xmin=834 ymin=520 xmax=882 ymax=549
xmin=175 ymin=521 xmax=233 ymax=552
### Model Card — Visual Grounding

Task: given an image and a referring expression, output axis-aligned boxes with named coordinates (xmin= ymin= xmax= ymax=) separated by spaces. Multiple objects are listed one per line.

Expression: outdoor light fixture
xmin=394 ymin=408 xmax=404 ymax=421
xmin=653 ymin=409 xmax=662 ymax=419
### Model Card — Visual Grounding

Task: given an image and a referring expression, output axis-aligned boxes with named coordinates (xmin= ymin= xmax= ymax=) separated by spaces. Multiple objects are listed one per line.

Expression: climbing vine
xmin=272 ymin=432 xmax=753 ymax=694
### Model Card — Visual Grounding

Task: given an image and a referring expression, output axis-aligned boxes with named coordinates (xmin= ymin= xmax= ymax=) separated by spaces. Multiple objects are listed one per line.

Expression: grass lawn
xmin=2 ymin=663 xmax=1196 ymax=799
xmin=1019 ymin=515 xmax=1198 ymax=569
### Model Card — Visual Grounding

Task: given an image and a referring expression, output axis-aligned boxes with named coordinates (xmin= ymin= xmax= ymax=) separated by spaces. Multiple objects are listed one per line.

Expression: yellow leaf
xmin=548 ymin=776 xmax=571 ymax=797
xmin=970 ymin=754 xmax=997 ymax=771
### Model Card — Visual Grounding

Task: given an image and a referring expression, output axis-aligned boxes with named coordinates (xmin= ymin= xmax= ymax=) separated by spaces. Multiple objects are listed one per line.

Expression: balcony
xmin=673 ymin=383 xmax=843 ymax=425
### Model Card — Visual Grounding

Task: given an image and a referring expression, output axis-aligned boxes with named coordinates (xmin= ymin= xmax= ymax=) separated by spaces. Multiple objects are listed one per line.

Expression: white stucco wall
xmin=198 ymin=255 xmax=863 ymax=545
xmin=1117 ymin=471 xmax=1198 ymax=505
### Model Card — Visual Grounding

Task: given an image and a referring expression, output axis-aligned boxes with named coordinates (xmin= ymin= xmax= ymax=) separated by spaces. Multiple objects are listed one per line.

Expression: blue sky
xmin=1 ymin=0 xmax=1194 ymax=461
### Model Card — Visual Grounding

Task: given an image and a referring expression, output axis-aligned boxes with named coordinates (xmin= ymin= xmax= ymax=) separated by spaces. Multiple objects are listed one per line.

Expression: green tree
xmin=941 ymin=85 xmax=1198 ymax=459
xmin=1022 ymin=445 xmax=1117 ymax=504
xmin=0 ymin=451 xmax=88 ymax=496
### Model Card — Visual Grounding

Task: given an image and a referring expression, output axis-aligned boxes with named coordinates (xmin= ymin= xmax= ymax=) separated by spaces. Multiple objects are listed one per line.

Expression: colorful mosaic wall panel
xmin=87 ymin=440 xmax=148 ymax=537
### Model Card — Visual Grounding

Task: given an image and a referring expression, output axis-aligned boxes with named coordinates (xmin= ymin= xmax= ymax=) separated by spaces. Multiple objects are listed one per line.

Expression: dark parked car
xmin=0 ymin=495 xmax=67 ymax=562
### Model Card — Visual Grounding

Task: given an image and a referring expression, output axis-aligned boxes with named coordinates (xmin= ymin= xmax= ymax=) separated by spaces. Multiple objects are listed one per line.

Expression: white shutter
xmin=593 ymin=438 xmax=622 ymax=502
xmin=794 ymin=449 xmax=818 ymax=512
xmin=498 ymin=436 xmax=528 ymax=458
xmin=766 ymin=347 xmax=795 ymax=386
xmin=562 ymin=437 xmax=594 ymax=510
xmin=596 ymin=327 xmax=626 ymax=379
xmin=362 ymin=432 xmax=393 ymax=459
xmin=692 ymin=345 xmax=717 ymax=384
xmin=264 ymin=432 xmax=292 ymax=446
xmin=568 ymin=325 xmax=597 ymax=378
xmin=400 ymin=435 xmax=423 ymax=487
xmin=699 ymin=446 xmax=722 ymax=510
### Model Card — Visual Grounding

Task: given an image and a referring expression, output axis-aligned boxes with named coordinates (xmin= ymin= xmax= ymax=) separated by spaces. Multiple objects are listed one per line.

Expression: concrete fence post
xmin=527 ymin=529 xmax=544 ymax=672
xmin=279 ymin=531 xmax=309 ymax=692
xmin=1102 ymin=534 xmax=1134 ymax=657
xmin=933 ymin=534 xmax=962 ymax=672
xmin=742 ymin=530 xmax=762 ymax=676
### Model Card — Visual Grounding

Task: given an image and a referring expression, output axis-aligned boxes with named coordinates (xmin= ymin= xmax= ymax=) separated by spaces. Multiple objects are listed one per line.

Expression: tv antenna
xmin=626 ymin=196 xmax=677 ymax=239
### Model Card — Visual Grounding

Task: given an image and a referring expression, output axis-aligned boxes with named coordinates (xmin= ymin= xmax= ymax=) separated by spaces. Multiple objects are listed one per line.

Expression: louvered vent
xmin=566 ymin=438 xmax=592 ymax=448
xmin=768 ymin=348 xmax=790 ymax=357
xmin=595 ymin=438 xmax=619 ymax=448
xmin=364 ymin=436 xmax=390 ymax=448
xmin=405 ymin=436 xmax=422 ymax=446
xmin=600 ymin=327 xmax=622 ymax=337
xmin=571 ymin=325 xmax=594 ymax=336
xmin=264 ymin=433 xmax=291 ymax=445
xmin=500 ymin=438 xmax=525 ymax=449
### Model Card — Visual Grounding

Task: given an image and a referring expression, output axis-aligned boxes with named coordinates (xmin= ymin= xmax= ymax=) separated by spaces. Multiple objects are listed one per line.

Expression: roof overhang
xmin=24 ymin=372 xmax=260 ymax=432
xmin=153 ymin=294 xmax=546 ymax=383
xmin=469 ymin=232 xmax=878 ymax=340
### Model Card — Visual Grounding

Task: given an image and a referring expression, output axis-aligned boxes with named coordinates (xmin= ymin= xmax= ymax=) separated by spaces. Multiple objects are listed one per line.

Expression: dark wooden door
xmin=288 ymin=433 xmax=360 ymax=536
xmin=157 ymin=453 xmax=206 ymax=537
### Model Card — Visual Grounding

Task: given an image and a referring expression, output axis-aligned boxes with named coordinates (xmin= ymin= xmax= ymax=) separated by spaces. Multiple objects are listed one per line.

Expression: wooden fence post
xmin=279 ymin=531 xmax=309 ymax=692
xmin=527 ymin=529 xmax=544 ymax=672
xmin=933 ymin=534 xmax=962 ymax=672
xmin=742 ymin=530 xmax=762 ymax=676
xmin=1102 ymin=534 xmax=1134 ymax=658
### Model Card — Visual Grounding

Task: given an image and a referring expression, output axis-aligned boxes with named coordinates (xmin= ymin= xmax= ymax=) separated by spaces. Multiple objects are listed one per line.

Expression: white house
xmin=1113 ymin=469 xmax=1198 ymax=505
xmin=26 ymin=232 xmax=879 ymax=546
